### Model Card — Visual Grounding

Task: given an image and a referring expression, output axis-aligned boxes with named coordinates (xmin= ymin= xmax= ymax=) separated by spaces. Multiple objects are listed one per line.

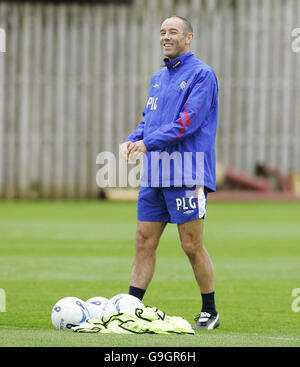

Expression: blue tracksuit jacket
xmin=126 ymin=52 xmax=219 ymax=192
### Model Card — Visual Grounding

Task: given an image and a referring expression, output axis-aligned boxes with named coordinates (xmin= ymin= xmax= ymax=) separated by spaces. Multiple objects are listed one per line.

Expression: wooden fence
xmin=0 ymin=0 xmax=299 ymax=198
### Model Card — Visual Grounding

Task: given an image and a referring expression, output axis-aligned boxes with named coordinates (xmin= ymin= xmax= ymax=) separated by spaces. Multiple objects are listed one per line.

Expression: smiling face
xmin=160 ymin=17 xmax=194 ymax=61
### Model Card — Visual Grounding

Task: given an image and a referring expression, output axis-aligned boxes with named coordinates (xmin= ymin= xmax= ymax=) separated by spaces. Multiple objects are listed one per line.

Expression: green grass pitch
xmin=0 ymin=199 xmax=299 ymax=347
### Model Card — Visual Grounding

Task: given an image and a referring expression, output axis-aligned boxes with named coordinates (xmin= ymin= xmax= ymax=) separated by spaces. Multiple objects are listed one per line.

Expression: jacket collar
xmin=163 ymin=52 xmax=194 ymax=70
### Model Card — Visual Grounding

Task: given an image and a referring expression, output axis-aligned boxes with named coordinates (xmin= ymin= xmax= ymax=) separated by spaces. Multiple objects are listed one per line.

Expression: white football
xmin=102 ymin=299 xmax=117 ymax=316
xmin=109 ymin=294 xmax=145 ymax=313
xmin=51 ymin=296 xmax=90 ymax=330
xmin=85 ymin=297 xmax=108 ymax=319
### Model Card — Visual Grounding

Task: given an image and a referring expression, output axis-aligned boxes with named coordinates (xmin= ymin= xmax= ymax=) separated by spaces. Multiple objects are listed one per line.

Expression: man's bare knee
xmin=135 ymin=229 xmax=157 ymax=253
xmin=181 ymin=236 xmax=204 ymax=258
xmin=178 ymin=219 xmax=204 ymax=257
xmin=135 ymin=221 xmax=166 ymax=255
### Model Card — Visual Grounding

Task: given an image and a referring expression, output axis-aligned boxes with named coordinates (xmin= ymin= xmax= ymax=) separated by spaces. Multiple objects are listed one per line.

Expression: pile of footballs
xmin=51 ymin=294 xmax=145 ymax=330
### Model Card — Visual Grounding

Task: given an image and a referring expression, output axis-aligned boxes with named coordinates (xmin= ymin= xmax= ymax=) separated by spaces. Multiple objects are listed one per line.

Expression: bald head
xmin=164 ymin=16 xmax=193 ymax=34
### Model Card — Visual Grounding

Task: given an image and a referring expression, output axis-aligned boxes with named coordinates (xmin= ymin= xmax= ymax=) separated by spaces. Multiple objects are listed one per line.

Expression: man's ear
xmin=186 ymin=32 xmax=194 ymax=46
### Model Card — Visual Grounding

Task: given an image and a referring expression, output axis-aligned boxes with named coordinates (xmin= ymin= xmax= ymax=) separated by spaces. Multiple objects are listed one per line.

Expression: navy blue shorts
xmin=137 ymin=186 xmax=208 ymax=224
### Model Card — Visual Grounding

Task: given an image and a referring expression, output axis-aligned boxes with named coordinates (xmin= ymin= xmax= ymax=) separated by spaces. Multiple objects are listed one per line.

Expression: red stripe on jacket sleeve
xmin=184 ymin=102 xmax=191 ymax=127
xmin=174 ymin=117 xmax=185 ymax=139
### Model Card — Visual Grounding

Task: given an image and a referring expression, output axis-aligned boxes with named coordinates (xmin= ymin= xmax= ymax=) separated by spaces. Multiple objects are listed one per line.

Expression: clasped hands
xmin=120 ymin=140 xmax=148 ymax=162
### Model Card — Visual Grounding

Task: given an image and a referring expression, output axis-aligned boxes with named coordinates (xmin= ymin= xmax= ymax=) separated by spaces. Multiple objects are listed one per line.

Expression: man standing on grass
xmin=121 ymin=15 xmax=219 ymax=329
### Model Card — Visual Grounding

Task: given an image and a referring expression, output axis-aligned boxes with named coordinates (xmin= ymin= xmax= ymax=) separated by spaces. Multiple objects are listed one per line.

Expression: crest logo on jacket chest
xmin=180 ymin=80 xmax=187 ymax=90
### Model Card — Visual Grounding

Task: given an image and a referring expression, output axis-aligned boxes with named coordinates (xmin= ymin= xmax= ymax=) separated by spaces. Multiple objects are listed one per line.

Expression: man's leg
xmin=178 ymin=218 xmax=214 ymax=293
xmin=129 ymin=220 xmax=167 ymax=299
xmin=177 ymin=218 xmax=219 ymax=329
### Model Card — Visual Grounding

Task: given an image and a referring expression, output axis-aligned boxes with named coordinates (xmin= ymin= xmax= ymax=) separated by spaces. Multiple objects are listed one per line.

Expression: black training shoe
xmin=193 ymin=312 xmax=220 ymax=330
